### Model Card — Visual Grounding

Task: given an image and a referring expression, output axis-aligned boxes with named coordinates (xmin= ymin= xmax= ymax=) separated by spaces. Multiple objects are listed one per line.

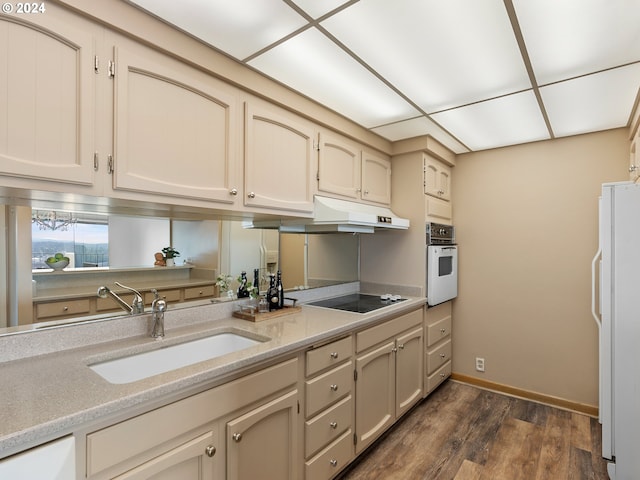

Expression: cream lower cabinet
xmin=354 ymin=309 xmax=423 ymax=454
xmin=425 ymin=302 xmax=452 ymax=395
xmin=225 ymin=390 xmax=298 ymax=480
xmin=303 ymin=336 xmax=354 ymax=480
xmin=83 ymin=358 xmax=298 ymax=480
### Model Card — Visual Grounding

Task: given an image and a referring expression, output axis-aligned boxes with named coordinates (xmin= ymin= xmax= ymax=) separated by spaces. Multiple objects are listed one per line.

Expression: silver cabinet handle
xmin=63 ymin=306 xmax=69 ymax=311
xmin=205 ymin=445 xmax=216 ymax=457
xmin=247 ymin=192 xmax=256 ymax=198
xmin=391 ymin=347 xmax=397 ymax=353
xmin=398 ymin=343 xmax=405 ymax=350
xmin=229 ymin=188 xmax=238 ymax=195
xmin=330 ymin=352 xmax=339 ymax=359
xmin=330 ymin=459 xmax=338 ymax=467
xmin=440 ymin=328 xmax=447 ymax=334
xmin=440 ymin=373 xmax=446 ymax=378
xmin=440 ymin=353 xmax=446 ymax=358
xmin=232 ymin=433 xmax=242 ymax=442
xmin=630 ymin=165 xmax=638 ymax=173
xmin=329 ymin=421 xmax=338 ymax=429
xmin=330 ymin=384 xmax=338 ymax=392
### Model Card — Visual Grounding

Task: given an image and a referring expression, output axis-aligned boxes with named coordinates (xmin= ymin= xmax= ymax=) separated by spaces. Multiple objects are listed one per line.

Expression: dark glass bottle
xmin=276 ymin=270 xmax=284 ymax=309
xmin=237 ymin=271 xmax=249 ymax=298
xmin=267 ymin=273 xmax=279 ymax=311
xmin=253 ymin=268 xmax=260 ymax=297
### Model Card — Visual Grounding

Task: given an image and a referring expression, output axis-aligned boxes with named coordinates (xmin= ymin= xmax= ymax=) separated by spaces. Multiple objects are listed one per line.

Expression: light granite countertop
xmin=0 ymin=284 xmax=426 ymax=459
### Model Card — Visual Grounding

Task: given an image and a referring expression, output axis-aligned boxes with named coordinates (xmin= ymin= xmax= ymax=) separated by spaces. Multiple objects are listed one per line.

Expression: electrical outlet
xmin=475 ymin=357 xmax=485 ymax=372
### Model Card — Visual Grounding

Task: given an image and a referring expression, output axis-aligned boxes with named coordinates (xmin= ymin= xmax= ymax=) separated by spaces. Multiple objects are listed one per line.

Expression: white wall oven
xmin=426 ymin=223 xmax=458 ymax=306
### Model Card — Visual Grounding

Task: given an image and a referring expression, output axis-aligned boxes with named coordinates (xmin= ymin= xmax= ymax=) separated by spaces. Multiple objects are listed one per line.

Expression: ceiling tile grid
xmin=130 ymin=0 xmax=640 ymax=153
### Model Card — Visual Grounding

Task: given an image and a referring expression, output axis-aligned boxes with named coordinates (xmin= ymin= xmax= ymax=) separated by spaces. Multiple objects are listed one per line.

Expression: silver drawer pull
xmin=232 ymin=433 xmax=242 ymax=442
xmin=205 ymin=445 xmax=216 ymax=457
xmin=440 ymin=373 xmax=446 ymax=378
xmin=440 ymin=328 xmax=447 ymax=334
xmin=330 ymin=459 xmax=338 ymax=467
xmin=330 ymin=384 xmax=338 ymax=392
xmin=440 ymin=353 xmax=446 ymax=358
xmin=398 ymin=343 xmax=405 ymax=350
xmin=329 ymin=421 xmax=338 ymax=429
xmin=330 ymin=352 xmax=339 ymax=359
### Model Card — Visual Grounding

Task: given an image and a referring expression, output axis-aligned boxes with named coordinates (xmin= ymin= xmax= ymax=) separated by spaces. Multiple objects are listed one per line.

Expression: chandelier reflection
xmin=32 ymin=210 xmax=77 ymax=231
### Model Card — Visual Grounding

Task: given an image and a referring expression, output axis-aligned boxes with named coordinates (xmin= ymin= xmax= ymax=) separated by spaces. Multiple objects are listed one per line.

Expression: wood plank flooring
xmin=338 ymin=381 xmax=609 ymax=480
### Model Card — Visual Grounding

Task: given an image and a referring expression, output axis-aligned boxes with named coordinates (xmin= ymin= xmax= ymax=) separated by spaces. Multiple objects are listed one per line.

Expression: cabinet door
xmin=0 ymin=11 xmax=96 ymax=185
xmin=354 ymin=340 xmax=395 ymax=454
xmin=226 ymin=390 xmax=298 ymax=480
xmin=395 ymin=327 xmax=423 ymax=417
xmin=112 ymin=43 xmax=239 ymax=203
xmin=317 ymin=132 xmax=360 ymax=200
xmin=113 ymin=431 xmax=217 ymax=480
xmin=423 ymin=155 xmax=451 ymax=201
xmin=361 ymin=150 xmax=391 ymax=205
xmin=244 ymin=102 xmax=315 ymax=213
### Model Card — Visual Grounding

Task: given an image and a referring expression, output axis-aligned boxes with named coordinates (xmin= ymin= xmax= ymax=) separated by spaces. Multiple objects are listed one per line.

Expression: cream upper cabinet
xmin=317 ymin=133 xmax=361 ymax=200
xmin=245 ymin=101 xmax=315 ymax=214
xmin=317 ymin=132 xmax=391 ymax=205
xmin=110 ymin=41 xmax=240 ymax=204
xmin=361 ymin=150 xmax=391 ymax=205
xmin=0 ymin=9 xmax=96 ymax=187
xmin=424 ymin=155 xmax=451 ymax=201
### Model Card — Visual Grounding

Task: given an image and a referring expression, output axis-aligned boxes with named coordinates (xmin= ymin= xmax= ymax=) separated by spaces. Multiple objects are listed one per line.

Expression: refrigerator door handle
xmin=591 ymin=248 xmax=602 ymax=331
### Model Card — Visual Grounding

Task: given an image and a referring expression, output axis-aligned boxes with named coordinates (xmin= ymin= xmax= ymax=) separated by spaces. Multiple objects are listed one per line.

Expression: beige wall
xmin=452 ymin=128 xmax=629 ymax=407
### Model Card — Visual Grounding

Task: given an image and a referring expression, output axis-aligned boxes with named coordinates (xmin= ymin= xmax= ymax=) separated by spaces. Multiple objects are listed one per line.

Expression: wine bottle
xmin=253 ymin=268 xmax=260 ymax=297
xmin=267 ymin=273 xmax=279 ymax=311
xmin=276 ymin=270 xmax=284 ymax=309
xmin=237 ymin=271 xmax=249 ymax=298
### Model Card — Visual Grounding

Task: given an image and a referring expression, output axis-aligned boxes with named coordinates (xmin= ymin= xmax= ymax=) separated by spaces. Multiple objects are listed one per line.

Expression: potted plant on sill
xmin=162 ymin=247 xmax=180 ymax=266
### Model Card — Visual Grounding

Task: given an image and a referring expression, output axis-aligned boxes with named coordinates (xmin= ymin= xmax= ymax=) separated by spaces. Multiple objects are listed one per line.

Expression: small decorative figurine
xmin=154 ymin=252 xmax=166 ymax=266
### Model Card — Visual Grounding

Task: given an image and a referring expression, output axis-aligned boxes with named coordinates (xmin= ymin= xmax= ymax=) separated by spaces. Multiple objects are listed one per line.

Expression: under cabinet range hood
xmin=248 ymin=196 xmax=410 ymax=233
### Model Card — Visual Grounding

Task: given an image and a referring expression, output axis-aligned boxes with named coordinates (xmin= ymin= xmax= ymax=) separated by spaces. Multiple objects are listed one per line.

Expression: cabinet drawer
xmin=305 ymin=429 xmax=353 ymax=480
xmin=356 ymin=309 xmax=422 ymax=353
xmin=426 ymin=314 xmax=451 ymax=348
xmin=306 ymin=361 xmax=352 ymax=417
xmin=184 ymin=285 xmax=215 ymax=300
xmin=305 ymin=395 xmax=352 ymax=458
xmin=144 ymin=289 xmax=181 ymax=304
xmin=426 ymin=361 xmax=451 ymax=394
xmin=306 ymin=337 xmax=352 ymax=377
xmin=36 ymin=299 xmax=91 ymax=319
xmin=426 ymin=339 xmax=451 ymax=375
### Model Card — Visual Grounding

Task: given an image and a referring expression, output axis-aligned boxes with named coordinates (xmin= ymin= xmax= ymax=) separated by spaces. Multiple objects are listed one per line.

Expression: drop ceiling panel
xmin=431 ymin=92 xmax=550 ymax=151
xmin=514 ymin=0 xmax=640 ymax=85
xmin=320 ymin=0 xmax=531 ymax=112
xmin=129 ymin=0 xmax=307 ymax=60
xmin=248 ymin=28 xmax=420 ymax=128
xmin=291 ymin=0 xmax=354 ymax=19
xmin=541 ymin=64 xmax=640 ymax=138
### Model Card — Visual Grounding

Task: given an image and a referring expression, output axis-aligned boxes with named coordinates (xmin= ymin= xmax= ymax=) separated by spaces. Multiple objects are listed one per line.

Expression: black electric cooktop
xmin=307 ymin=293 xmax=406 ymax=313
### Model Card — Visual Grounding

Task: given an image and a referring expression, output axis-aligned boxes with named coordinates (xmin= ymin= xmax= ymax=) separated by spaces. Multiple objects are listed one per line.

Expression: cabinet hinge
xmin=94 ymin=56 xmax=99 ymax=74
xmin=108 ymin=60 xmax=115 ymax=78
xmin=107 ymin=154 xmax=114 ymax=174
xmin=353 ymin=370 xmax=358 ymax=382
xmin=93 ymin=152 xmax=99 ymax=171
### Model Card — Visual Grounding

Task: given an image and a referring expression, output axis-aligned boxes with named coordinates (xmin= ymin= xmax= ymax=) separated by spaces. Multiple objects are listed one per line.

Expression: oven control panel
xmin=426 ymin=222 xmax=455 ymax=245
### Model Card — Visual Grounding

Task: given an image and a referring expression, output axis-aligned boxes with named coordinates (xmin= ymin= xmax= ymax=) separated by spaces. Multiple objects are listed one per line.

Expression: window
xmin=31 ymin=210 xmax=109 ymax=269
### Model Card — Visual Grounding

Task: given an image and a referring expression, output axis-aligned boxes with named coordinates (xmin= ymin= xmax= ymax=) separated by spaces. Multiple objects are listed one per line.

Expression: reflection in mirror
xmin=2 ymin=209 xmax=359 ymax=336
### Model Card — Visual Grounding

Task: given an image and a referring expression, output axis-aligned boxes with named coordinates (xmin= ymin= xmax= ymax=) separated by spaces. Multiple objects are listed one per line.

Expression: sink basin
xmin=90 ymin=332 xmax=267 ymax=384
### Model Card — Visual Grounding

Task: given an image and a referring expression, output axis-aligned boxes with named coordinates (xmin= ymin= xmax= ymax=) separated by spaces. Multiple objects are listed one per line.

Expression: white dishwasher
xmin=0 ymin=436 xmax=75 ymax=479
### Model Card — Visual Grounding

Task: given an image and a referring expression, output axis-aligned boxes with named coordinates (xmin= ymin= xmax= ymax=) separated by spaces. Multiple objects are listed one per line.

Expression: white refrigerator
xmin=592 ymin=181 xmax=640 ymax=479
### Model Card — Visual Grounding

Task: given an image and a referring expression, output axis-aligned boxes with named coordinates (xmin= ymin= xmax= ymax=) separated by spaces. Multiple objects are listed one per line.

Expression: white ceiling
xmin=129 ymin=0 xmax=640 ymax=153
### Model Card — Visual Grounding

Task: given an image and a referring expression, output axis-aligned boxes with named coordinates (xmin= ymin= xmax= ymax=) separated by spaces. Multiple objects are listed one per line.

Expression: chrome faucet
xmin=97 ymin=282 xmax=144 ymax=315
xmin=150 ymin=289 xmax=167 ymax=338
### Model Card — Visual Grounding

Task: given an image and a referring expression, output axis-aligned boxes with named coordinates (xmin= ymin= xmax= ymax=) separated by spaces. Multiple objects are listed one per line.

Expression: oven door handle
xmin=591 ymin=247 xmax=601 ymax=332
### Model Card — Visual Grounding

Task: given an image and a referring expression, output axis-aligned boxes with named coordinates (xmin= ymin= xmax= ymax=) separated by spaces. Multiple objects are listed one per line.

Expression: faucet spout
xmin=97 ymin=282 xmax=144 ymax=315
xmin=150 ymin=289 xmax=167 ymax=338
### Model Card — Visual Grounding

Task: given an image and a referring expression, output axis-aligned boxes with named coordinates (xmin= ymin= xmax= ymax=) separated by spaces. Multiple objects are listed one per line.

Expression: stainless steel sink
xmin=89 ymin=331 xmax=268 ymax=384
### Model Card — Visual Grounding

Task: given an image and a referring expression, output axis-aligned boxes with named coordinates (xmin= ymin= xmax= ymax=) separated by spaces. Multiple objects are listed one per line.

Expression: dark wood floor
xmin=338 ymin=380 xmax=610 ymax=480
